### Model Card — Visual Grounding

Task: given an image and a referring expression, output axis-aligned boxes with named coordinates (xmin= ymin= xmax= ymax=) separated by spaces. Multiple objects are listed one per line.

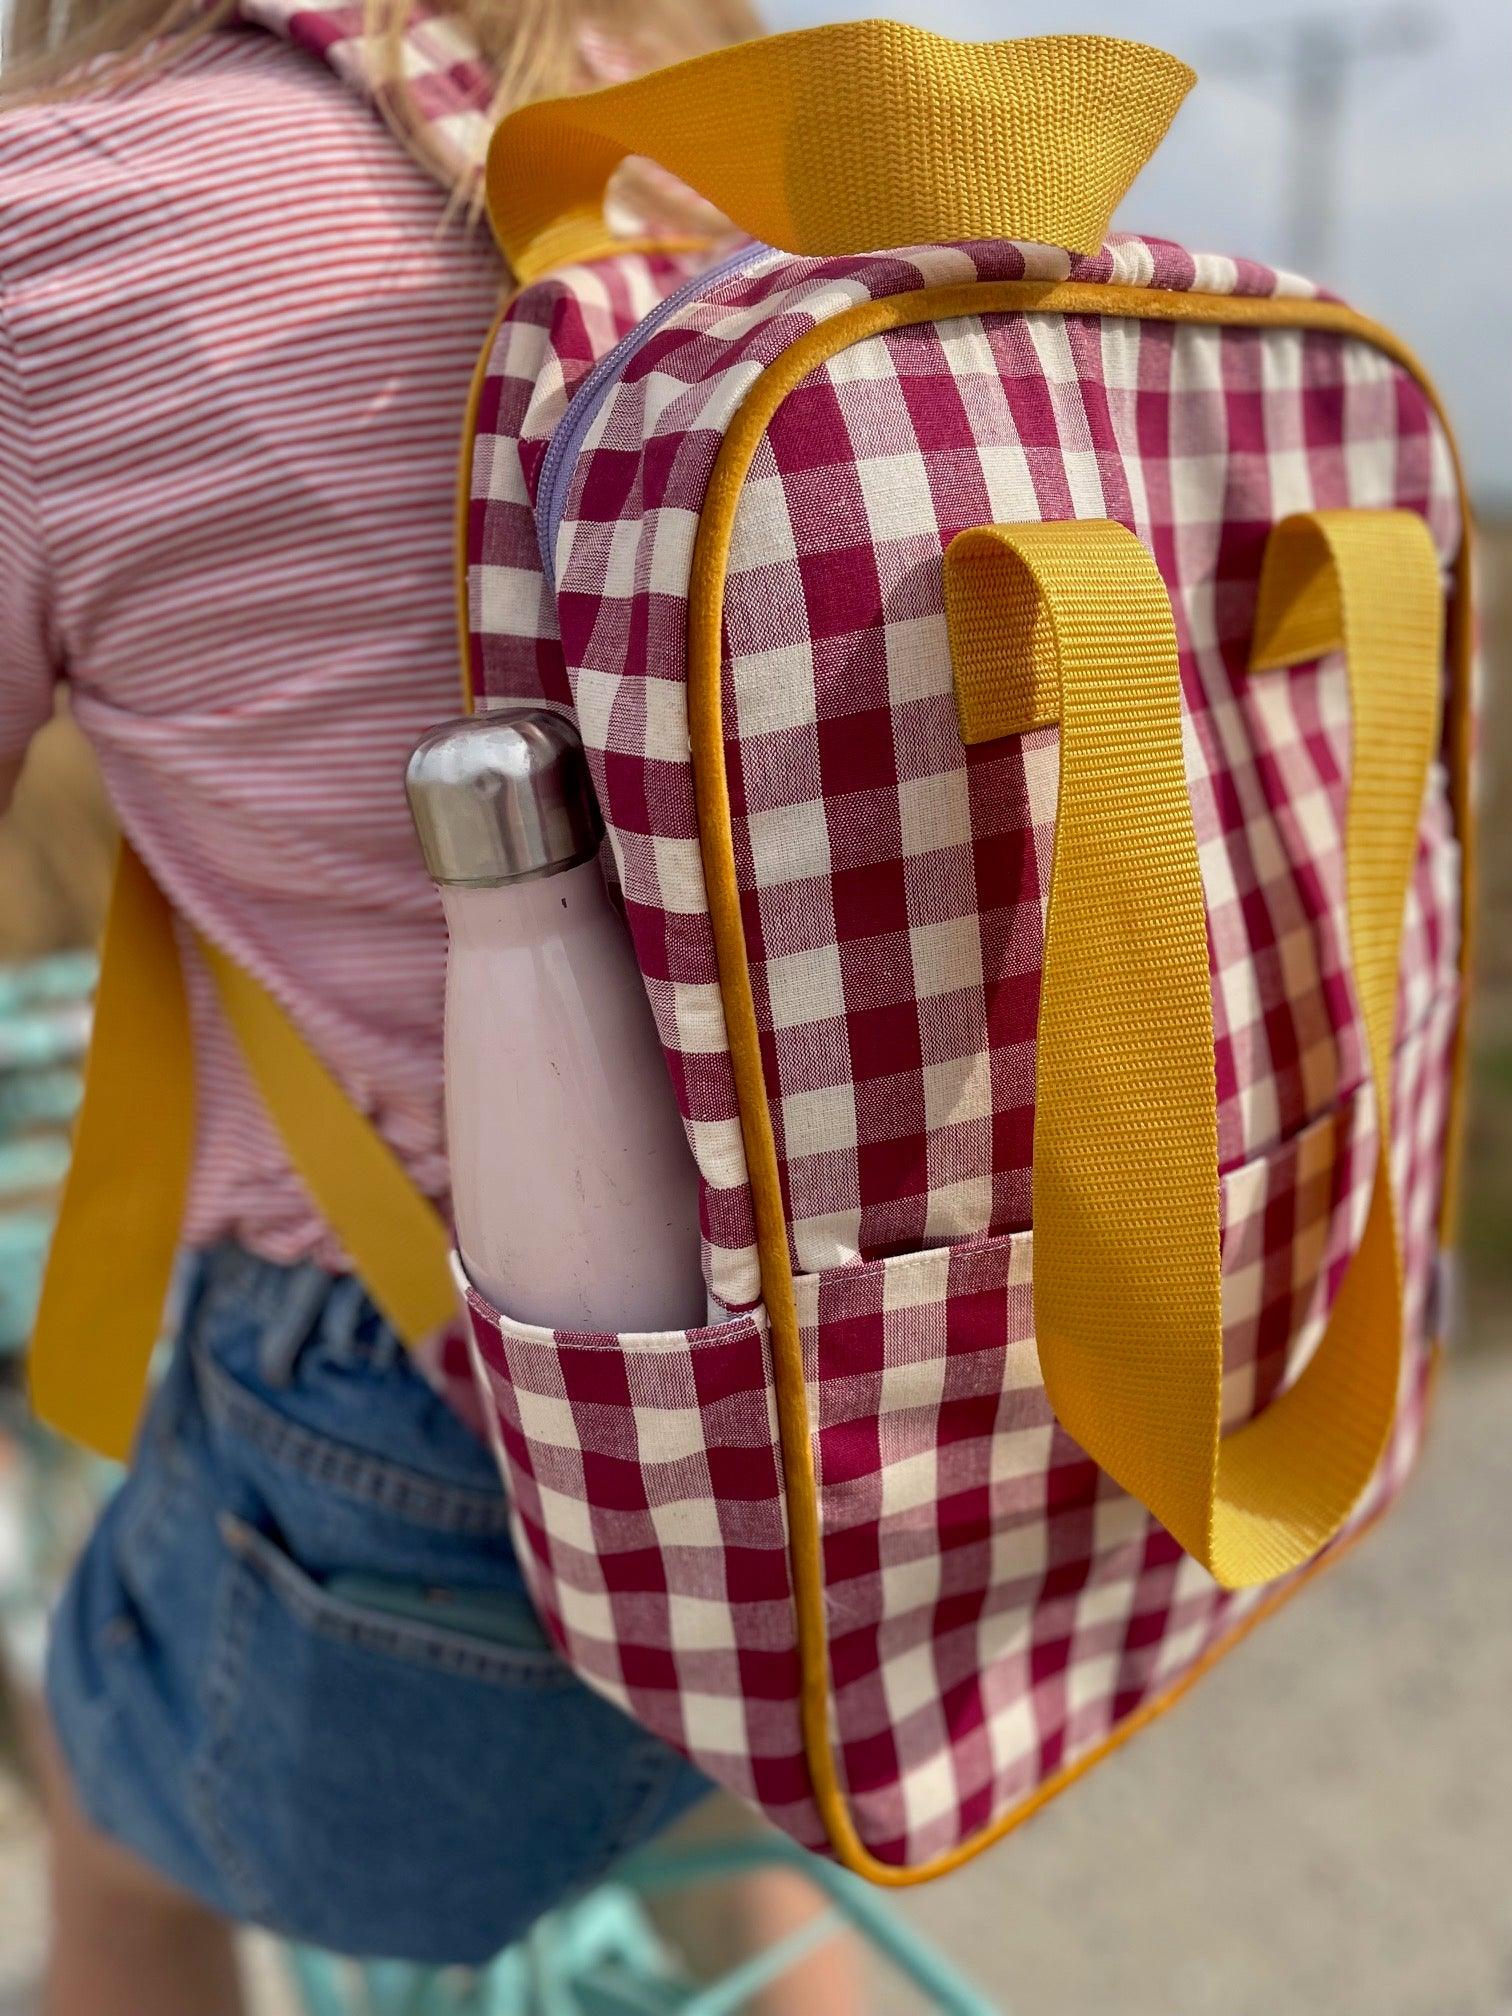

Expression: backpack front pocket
xmin=458 ymin=1284 xmax=827 ymax=1847
xmin=793 ymin=1006 xmax=1450 ymax=1869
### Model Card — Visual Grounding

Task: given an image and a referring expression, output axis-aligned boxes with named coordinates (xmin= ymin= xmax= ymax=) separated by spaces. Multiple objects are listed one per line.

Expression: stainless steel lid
xmin=405 ymin=709 xmax=603 ymax=887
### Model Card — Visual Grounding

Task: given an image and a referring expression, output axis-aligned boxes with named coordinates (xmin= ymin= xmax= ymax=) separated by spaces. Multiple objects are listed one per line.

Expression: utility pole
xmin=1208 ymin=7 xmax=1439 ymax=278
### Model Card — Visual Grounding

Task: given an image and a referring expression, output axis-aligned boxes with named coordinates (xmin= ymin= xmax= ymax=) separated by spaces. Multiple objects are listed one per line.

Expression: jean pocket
xmin=188 ymin=1515 xmax=695 ymax=1965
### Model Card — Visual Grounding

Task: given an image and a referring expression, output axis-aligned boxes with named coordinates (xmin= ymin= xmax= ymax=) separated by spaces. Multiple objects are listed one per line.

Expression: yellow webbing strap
xmin=487 ymin=23 xmax=1193 ymax=285
xmin=29 ymin=844 xmax=454 ymax=1459
xmin=28 ymin=843 xmax=195 ymax=1460
xmin=198 ymin=945 xmax=456 ymax=1347
xmin=945 ymin=511 xmax=1442 ymax=1589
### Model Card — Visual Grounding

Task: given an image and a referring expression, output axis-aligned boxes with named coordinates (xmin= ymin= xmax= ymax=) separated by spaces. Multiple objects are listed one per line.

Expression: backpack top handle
xmin=487 ymin=20 xmax=1195 ymax=285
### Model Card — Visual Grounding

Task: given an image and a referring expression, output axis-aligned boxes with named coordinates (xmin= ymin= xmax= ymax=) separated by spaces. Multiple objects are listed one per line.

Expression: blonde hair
xmin=1 ymin=0 xmax=762 ymax=197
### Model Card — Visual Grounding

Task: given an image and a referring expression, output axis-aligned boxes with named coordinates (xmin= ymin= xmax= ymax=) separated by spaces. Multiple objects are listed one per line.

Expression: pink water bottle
xmin=406 ymin=709 xmax=707 ymax=1332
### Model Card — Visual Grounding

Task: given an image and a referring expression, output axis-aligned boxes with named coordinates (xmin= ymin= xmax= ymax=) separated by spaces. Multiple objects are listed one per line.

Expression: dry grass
xmin=1461 ymin=522 xmax=1512 ymax=1324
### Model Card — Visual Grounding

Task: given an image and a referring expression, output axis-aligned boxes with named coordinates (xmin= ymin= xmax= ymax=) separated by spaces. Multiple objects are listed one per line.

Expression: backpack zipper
xmin=536 ymin=243 xmax=764 ymax=588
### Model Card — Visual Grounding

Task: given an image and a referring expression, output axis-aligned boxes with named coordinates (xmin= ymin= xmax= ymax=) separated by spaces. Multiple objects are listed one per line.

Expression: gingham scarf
xmin=234 ymin=0 xmax=497 ymax=189
xmin=234 ymin=0 xmax=646 ymax=194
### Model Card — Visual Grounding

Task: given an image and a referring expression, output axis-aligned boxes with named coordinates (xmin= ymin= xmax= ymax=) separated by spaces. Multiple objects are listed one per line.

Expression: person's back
xmin=0 ymin=8 xmax=862 ymax=2012
xmin=0 ymin=27 xmax=500 ymax=1262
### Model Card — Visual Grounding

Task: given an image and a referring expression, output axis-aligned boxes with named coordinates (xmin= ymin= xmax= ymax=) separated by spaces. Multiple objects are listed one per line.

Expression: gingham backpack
xmin=34 ymin=14 xmax=1474 ymax=1885
xmin=456 ymin=22 xmax=1473 ymax=1879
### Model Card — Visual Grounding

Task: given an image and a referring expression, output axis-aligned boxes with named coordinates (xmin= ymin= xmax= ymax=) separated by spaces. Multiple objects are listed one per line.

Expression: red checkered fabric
xmin=239 ymin=0 xmax=497 ymax=189
xmin=465 ymin=247 xmax=712 ymax=707
xmin=463 ymin=995 xmax=1452 ymax=1860
xmin=460 ymin=1285 xmax=816 ymax=1834
xmin=460 ymin=228 xmax=1465 ymax=1867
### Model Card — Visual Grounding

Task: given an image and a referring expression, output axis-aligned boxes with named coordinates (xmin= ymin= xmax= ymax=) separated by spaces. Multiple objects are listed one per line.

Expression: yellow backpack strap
xmin=198 ymin=945 xmax=456 ymax=1349
xmin=30 ymin=844 xmax=454 ymax=1460
xmin=945 ymin=509 xmax=1442 ymax=1590
xmin=29 ymin=843 xmax=195 ymax=1459
xmin=487 ymin=23 xmax=1194 ymax=285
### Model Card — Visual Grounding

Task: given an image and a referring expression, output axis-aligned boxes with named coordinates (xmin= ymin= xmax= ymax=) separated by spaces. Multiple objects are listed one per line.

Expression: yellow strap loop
xmin=487 ymin=22 xmax=1193 ymax=286
xmin=29 ymin=846 xmax=455 ymax=1459
xmin=945 ymin=510 xmax=1442 ymax=1589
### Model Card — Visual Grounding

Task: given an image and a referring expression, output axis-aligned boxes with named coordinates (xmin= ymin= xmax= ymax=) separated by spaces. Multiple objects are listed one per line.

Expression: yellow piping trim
xmin=456 ymin=296 xmax=512 ymax=714
xmin=686 ymin=278 xmax=1474 ymax=1883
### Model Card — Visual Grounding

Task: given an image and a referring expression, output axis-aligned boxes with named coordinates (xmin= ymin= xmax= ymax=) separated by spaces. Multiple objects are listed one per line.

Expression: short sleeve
xmin=0 ymin=278 xmax=62 ymax=762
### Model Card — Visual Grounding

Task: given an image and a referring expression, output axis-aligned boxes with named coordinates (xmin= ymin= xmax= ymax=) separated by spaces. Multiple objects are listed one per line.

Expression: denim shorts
xmin=45 ymin=1244 xmax=710 ymax=1964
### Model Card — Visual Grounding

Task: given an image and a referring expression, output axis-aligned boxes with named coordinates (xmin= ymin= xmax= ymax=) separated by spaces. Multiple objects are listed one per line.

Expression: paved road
xmin=0 ymin=1771 xmax=43 ymax=2012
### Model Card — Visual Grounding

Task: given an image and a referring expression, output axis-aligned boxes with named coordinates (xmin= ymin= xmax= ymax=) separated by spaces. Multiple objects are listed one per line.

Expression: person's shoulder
xmin=0 ymin=32 xmax=361 ymax=268
xmin=2 ymin=28 xmax=225 ymax=126
xmin=0 ymin=32 xmax=352 ymax=188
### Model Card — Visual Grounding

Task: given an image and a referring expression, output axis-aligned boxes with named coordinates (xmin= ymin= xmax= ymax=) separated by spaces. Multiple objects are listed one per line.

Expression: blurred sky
xmin=762 ymin=0 xmax=1512 ymax=504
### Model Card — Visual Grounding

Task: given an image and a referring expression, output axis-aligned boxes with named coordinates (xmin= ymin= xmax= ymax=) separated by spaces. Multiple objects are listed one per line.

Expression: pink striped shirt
xmin=0 ymin=28 xmax=505 ymax=1266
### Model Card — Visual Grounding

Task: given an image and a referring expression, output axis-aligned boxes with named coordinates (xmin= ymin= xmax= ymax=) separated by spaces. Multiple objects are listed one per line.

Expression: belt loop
xmin=342 ymin=1281 xmax=403 ymax=1372
xmin=365 ymin=1308 xmax=404 ymax=1373
xmin=257 ymin=1263 xmax=337 ymax=1387
xmin=321 ymin=1274 xmax=370 ymax=1366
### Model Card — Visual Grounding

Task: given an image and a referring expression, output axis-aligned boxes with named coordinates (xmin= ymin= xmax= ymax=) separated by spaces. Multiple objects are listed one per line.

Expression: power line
xmin=1206 ymin=6 xmax=1440 ymax=278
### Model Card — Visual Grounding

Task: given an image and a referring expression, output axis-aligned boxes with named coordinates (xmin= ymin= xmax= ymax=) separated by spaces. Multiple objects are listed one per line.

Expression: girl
xmin=0 ymin=2 xmax=863 ymax=2008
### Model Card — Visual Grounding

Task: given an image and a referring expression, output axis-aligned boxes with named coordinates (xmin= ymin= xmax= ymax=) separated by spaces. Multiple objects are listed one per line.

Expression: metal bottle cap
xmin=405 ymin=709 xmax=603 ymax=887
